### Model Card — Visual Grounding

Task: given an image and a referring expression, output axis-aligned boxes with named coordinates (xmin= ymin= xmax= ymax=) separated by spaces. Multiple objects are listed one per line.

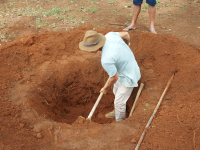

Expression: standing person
xmin=123 ymin=0 xmax=157 ymax=34
xmin=79 ymin=30 xmax=141 ymax=121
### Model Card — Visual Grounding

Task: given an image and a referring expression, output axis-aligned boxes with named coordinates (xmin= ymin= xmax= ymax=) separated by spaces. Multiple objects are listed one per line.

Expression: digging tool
xmin=87 ymin=77 xmax=110 ymax=122
xmin=129 ymin=83 xmax=144 ymax=117
xmin=134 ymin=74 xmax=174 ymax=150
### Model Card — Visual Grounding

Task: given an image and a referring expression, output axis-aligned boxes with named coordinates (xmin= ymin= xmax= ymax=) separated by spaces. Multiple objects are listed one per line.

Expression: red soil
xmin=0 ymin=27 xmax=200 ymax=149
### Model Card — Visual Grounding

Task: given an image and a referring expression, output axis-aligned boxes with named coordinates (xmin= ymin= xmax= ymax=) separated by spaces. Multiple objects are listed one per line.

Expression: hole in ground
xmin=29 ymin=55 xmax=138 ymax=125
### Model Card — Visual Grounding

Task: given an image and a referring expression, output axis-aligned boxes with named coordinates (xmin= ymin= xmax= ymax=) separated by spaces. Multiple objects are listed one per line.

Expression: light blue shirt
xmin=101 ymin=32 xmax=141 ymax=87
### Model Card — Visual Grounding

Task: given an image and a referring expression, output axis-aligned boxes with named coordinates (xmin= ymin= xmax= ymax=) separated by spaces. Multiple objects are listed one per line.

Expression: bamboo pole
xmin=135 ymin=74 xmax=175 ymax=150
xmin=129 ymin=83 xmax=144 ymax=117
xmin=109 ymin=23 xmax=126 ymax=26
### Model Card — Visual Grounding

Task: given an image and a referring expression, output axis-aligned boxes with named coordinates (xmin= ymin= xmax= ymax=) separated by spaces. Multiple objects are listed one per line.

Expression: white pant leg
xmin=113 ymin=80 xmax=120 ymax=96
xmin=114 ymin=81 xmax=134 ymax=121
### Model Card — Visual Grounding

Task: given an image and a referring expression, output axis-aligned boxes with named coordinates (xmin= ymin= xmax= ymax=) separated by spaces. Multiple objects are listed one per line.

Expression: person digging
xmin=79 ymin=30 xmax=141 ymax=121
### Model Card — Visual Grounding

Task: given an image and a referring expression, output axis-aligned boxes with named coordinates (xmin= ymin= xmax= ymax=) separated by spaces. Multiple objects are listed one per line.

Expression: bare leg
xmin=148 ymin=5 xmax=157 ymax=34
xmin=123 ymin=5 xmax=141 ymax=31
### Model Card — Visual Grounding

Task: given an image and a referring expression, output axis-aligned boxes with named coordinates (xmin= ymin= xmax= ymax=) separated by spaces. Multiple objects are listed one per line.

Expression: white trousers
xmin=113 ymin=80 xmax=134 ymax=121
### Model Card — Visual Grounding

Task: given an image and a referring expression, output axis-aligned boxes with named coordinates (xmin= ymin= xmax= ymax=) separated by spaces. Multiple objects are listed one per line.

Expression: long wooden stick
xmin=109 ymin=23 xmax=126 ymax=26
xmin=129 ymin=83 xmax=144 ymax=117
xmin=87 ymin=78 xmax=110 ymax=121
xmin=135 ymin=74 xmax=175 ymax=150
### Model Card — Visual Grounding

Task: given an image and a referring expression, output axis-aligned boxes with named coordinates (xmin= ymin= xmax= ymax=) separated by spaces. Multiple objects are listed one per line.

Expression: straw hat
xmin=79 ymin=30 xmax=106 ymax=52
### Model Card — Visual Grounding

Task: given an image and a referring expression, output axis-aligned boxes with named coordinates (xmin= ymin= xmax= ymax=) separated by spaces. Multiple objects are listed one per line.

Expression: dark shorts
xmin=133 ymin=0 xmax=156 ymax=6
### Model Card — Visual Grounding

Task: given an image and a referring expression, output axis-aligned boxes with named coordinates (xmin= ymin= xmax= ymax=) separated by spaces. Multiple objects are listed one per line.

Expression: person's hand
xmin=100 ymin=87 xmax=108 ymax=94
xmin=119 ymin=32 xmax=130 ymax=46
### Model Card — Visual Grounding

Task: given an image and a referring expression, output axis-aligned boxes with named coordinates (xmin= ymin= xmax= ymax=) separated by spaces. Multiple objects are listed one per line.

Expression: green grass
xmin=115 ymin=9 xmax=119 ymax=13
xmin=71 ymin=1 xmax=78 ymax=3
xmin=51 ymin=23 xmax=56 ymax=28
xmin=146 ymin=103 xmax=149 ymax=107
xmin=90 ymin=7 xmax=97 ymax=13
xmin=141 ymin=3 xmax=148 ymax=12
xmin=108 ymin=2 xmax=114 ymax=5
xmin=125 ymin=2 xmax=132 ymax=7
xmin=44 ymin=6 xmax=66 ymax=16
xmin=89 ymin=0 xmax=99 ymax=4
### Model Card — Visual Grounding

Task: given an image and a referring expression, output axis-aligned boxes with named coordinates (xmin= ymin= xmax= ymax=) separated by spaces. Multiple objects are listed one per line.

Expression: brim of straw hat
xmin=79 ymin=33 xmax=106 ymax=52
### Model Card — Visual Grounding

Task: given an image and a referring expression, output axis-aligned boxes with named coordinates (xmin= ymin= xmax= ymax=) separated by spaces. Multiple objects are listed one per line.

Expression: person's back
xmin=101 ymin=32 xmax=141 ymax=88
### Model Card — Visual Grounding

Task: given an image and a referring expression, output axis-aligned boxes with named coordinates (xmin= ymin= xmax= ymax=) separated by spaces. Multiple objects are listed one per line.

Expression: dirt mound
xmin=0 ymin=27 xmax=200 ymax=149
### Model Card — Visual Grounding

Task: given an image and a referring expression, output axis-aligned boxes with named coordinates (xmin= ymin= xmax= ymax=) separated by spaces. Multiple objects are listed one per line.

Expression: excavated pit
xmin=28 ymin=55 xmax=138 ymax=124
xmin=34 ymin=50 xmax=147 ymax=124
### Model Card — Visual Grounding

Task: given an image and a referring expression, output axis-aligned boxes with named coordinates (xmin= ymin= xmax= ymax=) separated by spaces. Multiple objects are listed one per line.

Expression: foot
xmin=123 ymin=27 xmax=137 ymax=31
xmin=149 ymin=30 xmax=157 ymax=34
xmin=105 ymin=110 xmax=115 ymax=118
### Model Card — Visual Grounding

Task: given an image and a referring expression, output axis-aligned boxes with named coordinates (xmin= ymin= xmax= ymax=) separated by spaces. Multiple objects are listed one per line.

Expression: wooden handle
xmin=87 ymin=78 xmax=110 ymax=121
xmin=129 ymin=83 xmax=144 ymax=117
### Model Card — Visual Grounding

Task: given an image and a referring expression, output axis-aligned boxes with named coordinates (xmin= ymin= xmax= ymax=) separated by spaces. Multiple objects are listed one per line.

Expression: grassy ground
xmin=0 ymin=0 xmax=199 ymax=48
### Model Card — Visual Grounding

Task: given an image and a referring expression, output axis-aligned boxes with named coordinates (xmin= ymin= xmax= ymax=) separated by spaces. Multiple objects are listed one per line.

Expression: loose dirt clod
xmin=131 ymin=139 xmax=137 ymax=143
xmin=34 ymin=127 xmax=42 ymax=133
xmin=19 ymin=124 xmax=24 ymax=128
xmin=48 ymin=126 xmax=54 ymax=134
xmin=36 ymin=133 xmax=43 ymax=139
xmin=73 ymin=116 xmax=86 ymax=125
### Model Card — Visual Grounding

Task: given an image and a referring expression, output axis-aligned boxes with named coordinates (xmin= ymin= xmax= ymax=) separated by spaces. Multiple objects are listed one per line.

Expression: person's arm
xmin=100 ymin=73 xmax=118 ymax=94
xmin=119 ymin=32 xmax=130 ymax=46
